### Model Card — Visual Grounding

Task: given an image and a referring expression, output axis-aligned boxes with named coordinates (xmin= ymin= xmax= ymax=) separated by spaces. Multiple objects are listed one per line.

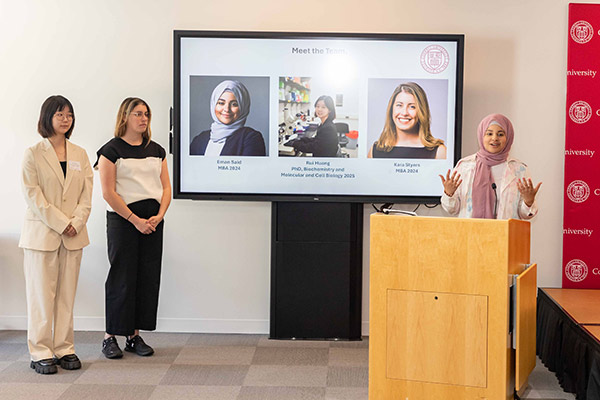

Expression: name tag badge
xmin=68 ymin=161 xmax=81 ymax=171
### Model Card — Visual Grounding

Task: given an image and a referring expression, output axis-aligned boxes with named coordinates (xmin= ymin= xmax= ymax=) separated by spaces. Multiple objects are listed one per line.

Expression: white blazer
xmin=19 ymin=138 xmax=93 ymax=251
xmin=441 ymin=154 xmax=538 ymax=220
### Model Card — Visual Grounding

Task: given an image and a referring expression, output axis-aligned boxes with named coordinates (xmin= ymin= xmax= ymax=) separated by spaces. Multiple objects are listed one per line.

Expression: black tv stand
xmin=269 ymin=201 xmax=363 ymax=340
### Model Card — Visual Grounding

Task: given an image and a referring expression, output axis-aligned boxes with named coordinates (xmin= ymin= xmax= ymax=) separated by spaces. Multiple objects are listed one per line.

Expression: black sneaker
xmin=54 ymin=354 xmax=81 ymax=370
xmin=30 ymin=358 xmax=58 ymax=374
xmin=102 ymin=336 xmax=123 ymax=359
xmin=125 ymin=335 xmax=154 ymax=356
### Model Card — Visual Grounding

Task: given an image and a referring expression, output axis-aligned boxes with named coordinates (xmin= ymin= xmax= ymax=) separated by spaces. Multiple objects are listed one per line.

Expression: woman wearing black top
xmin=96 ymin=97 xmax=171 ymax=359
xmin=368 ymin=82 xmax=446 ymax=159
xmin=291 ymin=95 xmax=339 ymax=158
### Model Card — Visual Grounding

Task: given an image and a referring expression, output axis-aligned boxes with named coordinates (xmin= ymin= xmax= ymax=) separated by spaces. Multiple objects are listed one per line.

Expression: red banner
xmin=564 ymin=3 xmax=600 ymax=288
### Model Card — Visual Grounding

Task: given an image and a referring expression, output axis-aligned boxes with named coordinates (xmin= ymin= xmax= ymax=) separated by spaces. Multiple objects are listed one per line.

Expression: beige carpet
xmin=0 ymin=330 xmax=574 ymax=399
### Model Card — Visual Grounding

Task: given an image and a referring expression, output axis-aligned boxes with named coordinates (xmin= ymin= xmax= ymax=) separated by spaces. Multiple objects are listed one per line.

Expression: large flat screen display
xmin=173 ymin=31 xmax=463 ymax=203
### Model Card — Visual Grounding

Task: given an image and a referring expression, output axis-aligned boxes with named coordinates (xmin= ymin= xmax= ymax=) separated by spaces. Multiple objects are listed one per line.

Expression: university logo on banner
xmin=571 ymin=20 xmax=594 ymax=43
xmin=565 ymin=259 xmax=589 ymax=282
xmin=564 ymin=4 xmax=600 ymax=289
xmin=420 ymin=45 xmax=449 ymax=74
xmin=569 ymin=101 xmax=592 ymax=124
xmin=567 ymin=180 xmax=590 ymax=203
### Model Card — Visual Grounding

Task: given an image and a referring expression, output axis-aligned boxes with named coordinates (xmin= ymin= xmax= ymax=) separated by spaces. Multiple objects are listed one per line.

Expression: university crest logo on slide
xmin=567 ymin=180 xmax=590 ymax=203
xmin=420 ymin=45 xmax=449 ymax=74
xmin=570 ymin=20 xmax=594 ymax=44
xmin=565 ymin=259 xmax=588 ymax=282
xmin=569 ymin=101 xmax=592 ymax=124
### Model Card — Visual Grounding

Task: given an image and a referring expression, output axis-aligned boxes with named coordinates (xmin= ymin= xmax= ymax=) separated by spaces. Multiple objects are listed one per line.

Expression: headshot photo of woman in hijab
xmin=190 ymin=78 xmax=268 ymax=156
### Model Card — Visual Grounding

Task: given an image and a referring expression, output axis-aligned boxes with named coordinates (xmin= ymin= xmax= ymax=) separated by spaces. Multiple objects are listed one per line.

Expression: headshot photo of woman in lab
xmin=190 ymin=80 xmax=266 ymax=156
xmin=368 ymin=82 xmax=446 ymax=159
xmin=289 ymin=95 xmax=340 ymax=158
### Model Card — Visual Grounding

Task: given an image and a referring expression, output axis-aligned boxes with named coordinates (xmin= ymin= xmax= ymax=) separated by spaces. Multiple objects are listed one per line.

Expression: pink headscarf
xmin=471 ymin=113 xmax=514 ymax=219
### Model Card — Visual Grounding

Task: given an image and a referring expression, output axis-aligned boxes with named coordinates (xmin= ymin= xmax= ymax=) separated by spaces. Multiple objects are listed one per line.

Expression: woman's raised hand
xmin=439 ymin=169 xmax=462 ymax=197
xmin=517 ymin=178 xmax=542 ymax=207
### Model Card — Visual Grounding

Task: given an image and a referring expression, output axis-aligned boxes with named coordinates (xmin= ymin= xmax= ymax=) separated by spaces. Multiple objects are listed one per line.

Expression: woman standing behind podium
xmin=96 ymin=97 xmax=171 ymax=359
xmin=440 ymin=113 xmax=541 ymax=219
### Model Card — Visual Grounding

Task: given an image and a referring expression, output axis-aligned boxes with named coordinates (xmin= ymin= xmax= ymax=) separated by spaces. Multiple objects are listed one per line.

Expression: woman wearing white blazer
xmin=19 ymin=95 xmax=93 ymax=374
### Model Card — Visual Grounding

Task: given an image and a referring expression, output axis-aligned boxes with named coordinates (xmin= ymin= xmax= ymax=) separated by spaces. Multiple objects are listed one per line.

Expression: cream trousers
xmin=23 ymin=243 xmax=82 ymax=361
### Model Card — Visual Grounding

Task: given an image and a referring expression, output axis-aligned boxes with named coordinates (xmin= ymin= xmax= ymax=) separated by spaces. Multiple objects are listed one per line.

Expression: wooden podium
xmin=369 ymin=215 xmax=537 ymax=400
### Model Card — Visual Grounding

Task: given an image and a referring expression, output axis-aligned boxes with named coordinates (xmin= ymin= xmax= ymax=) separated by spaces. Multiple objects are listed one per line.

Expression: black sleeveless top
xmin=371 ymin=144 xmax=437 ymax=159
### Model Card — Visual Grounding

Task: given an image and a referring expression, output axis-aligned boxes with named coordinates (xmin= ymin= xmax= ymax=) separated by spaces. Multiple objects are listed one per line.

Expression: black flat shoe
xmin=125 ymin=335 xmax=154 ymax=356
xmin=54 ymin=354 xmax=81 ymax=370
xmin=30 ymin=358 xmax=58 ymax=374
xmin=102 ymin=336 xmax=123 ymax=359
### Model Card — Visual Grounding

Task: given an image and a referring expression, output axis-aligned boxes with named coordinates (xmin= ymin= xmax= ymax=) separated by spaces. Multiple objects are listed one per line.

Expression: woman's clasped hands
xmin=131 ymin=215 xmax=156 ymax=235
xmin=62 ymin=223 xmax=77 ymax=237
xmin=148 ymin=214 xmax=163 ymax=228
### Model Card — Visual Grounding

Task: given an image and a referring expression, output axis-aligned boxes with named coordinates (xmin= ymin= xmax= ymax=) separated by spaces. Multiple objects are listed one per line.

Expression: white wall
xmin=0 ymin=0 xmax=580 ymax=333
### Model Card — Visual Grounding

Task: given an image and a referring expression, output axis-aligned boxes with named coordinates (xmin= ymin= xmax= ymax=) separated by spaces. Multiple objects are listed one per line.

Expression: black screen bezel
xmin=173 ymin=30 xmax=464 ymax=203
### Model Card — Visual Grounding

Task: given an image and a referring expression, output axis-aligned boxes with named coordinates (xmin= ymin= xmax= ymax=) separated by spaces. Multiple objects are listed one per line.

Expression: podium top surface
xmin=371 ymin=213 xmax=530 ymax=227
xmin=370 ymin=213 xmax=531 ymax=277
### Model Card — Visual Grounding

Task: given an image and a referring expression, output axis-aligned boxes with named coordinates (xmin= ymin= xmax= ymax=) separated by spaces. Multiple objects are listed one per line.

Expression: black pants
xmin=105 ymin=199 xmax=163 ymax=336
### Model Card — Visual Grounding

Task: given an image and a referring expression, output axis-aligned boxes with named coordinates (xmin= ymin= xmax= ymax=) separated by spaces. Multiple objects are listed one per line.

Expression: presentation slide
xmin=175 ymin=32 xmax=463 ymax=202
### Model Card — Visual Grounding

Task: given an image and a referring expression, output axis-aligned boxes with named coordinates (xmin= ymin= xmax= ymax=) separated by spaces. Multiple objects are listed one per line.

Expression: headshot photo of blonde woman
xmin=367 ymin=79 xmax=449 ymax=160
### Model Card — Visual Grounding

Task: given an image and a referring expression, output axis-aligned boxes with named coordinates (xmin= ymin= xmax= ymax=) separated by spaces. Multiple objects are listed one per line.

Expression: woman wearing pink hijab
xmin=440 ymin=113 xmax=541 ymax=219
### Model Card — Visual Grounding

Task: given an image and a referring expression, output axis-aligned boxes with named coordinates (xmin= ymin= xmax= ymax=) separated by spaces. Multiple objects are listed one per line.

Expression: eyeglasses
xmin=54 ymin=112 xmax=74 ymax=120
xmin=131 ymin=112 xmax=150 ymax=118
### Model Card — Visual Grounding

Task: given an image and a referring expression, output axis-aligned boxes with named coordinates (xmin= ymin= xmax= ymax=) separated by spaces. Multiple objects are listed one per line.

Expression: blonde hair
xmin=114 ymin=97 xmax=152 ymax=143
xmin=375 ymin=82 xmax=443 ymax=152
